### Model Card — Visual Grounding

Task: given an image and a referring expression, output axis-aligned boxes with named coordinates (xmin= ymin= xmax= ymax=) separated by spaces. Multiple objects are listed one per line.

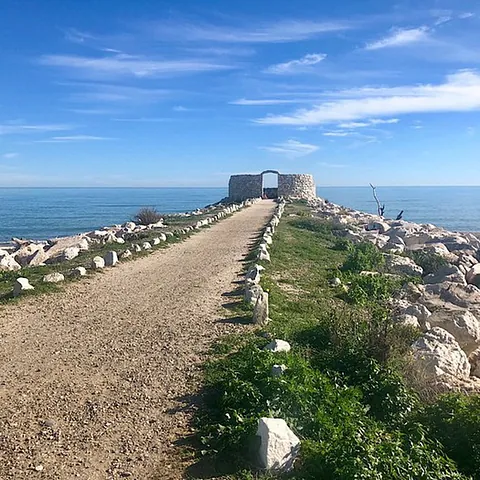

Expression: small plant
xmin=344 ymin=273 xmax=402 ymax=306
xmin=341 ymin=242 xmax=385 ymax=273
xmin=407 ymin=249 xmax=448 ymax=276
xmin=133 ymin=207 xmax=163 ymax=225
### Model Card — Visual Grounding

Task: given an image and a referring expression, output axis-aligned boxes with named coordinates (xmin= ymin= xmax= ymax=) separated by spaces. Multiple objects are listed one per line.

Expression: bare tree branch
xmin=369 ymin=183 xmax=385 ymax=217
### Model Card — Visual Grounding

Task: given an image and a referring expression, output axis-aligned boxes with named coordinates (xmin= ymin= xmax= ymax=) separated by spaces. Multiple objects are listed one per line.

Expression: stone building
xmin=228 ymin=170 xmax=316 ymax=201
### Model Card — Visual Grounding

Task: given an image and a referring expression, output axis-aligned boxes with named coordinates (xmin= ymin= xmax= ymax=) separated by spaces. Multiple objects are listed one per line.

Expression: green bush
xmin=342 ymin=242 xmax=385 ymax=273
xmin=197 ymin=344 xmax=467 ymax=479
xmin=416 ymin=393 xmax=480 ymax=479
xmin=344 ymin=273 xmax=402 ymax=306
xmin=408 ymin=249 xmax=448 ymax=275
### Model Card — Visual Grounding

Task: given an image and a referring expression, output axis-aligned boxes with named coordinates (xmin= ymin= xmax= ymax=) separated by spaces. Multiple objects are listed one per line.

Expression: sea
xmin=0 ymin=186 xmax=479 ymax=243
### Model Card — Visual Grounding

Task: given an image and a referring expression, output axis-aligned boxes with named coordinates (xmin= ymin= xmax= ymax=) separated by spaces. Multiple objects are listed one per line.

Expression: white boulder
xmin=153 ymin=237 xmax=161 ymax=245
xmin=384 ymin=254 xmax=423 ymax=277
xmin=271 ymin=364 xmax=287 ymax=377
xmin=142 ymin=242 xmax=152 ymax=250
xmin=43 ymin=272 xmax=65 ymax=283
xmin=0 ymin=254 xmax=21 ymax=271
xmin=132 ymin=244 xmax=142 ymax=252
xmin=256 ymin=418 xmax=300 ymax=472
xmin=366 ymin=220 xmax=390 ymax=234
xmin=245 ymin=284 xmax=263 ymax=305
xmin=253 ymin=291 xmax=269 ymax=325
xmin=71 ymin=266 xmax=87 ymax=277
xmin=13 ymin=277 xmax=35 ymax=297
xmin=466 ymin=264 xmax=480 ymax=286
xmin=428 ymin=310 xmax=480 ymax=355
xmin=104 ymin=251 xmax=118 ymax=267
xmin=91 ymin=256 xmax=105 ymax=269
xmin=120 ymin=249 xmax=132 ymax=259
xmin=264 ymin=340 xmax=291 ymax=353
xmin=412 ymin=327 xmax=471 ymax=379
xmin=424 ymin=265 xmax=466 ymax=285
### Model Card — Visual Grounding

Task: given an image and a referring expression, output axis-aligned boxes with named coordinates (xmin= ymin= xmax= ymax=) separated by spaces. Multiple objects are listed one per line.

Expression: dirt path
xmin=0 ymin=200 xmax=276 ymax=480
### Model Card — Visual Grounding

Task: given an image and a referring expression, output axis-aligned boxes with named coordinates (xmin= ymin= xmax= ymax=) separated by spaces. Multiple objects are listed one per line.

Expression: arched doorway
xmin=261 ymin=170 xmax=279 ymax=199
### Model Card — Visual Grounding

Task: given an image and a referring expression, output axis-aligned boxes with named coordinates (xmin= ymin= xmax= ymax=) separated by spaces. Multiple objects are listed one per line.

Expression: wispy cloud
xmin=68 ymin=108 xmax=118 ymax=115
xmin=339 ymin=118 xmax=399 ymax=128
xmin=62 ymin=82 xmax=172 ymax=104
xmin=230 ymin=98 xmax=302 ymax=106
xmin=365 ymin=26 xmax=429 ymax=50
xmin=173 ymin=105 xmax=190 ymax=112
xmin=2 ymin=152 xmax=19 ymax=159
xmin=323 ymin=131 xmax=353 ymax=137
xmin=260 ymin=139 xmax=319 ymax=158
xmin=458 ymin=12 xmax=474 ymax=19
xmin=265 ymin=53 xmax=327 ymax=74
xmin=112 ymin=117 xmax=173 ymax=122
xmin=0 ymin=123 xmax=72 ymax=135
xmin=37 ymin=135 xmax=115 ymax=143
xmin=39 ymin=54 xmax=235 ymax=79
xmin=151 ymin=19 xmax=352 ymax=43
xmin=255 ymin=70 xmax=480 ymax=126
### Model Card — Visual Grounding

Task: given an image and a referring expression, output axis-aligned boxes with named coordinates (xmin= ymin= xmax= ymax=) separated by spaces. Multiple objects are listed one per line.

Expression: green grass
xmin=192 ymin=202 xmax=479 ymax=480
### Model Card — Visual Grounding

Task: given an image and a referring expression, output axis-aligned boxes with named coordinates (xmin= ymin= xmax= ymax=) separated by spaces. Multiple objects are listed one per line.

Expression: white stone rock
xmin=0 ymin=254 xmax=21 ymax=271
xmin=104 ymin=251 xmax=118 ymax=267
xmin=384 ymin=254 xmax=423 ymax=277
xmin=412 ymin=327 xmax=470 ymax=379
xmin=366 ymin=220 xmax=390 ymax=234
xmin=153 ymin=237 xmax=161 ymax=245
xmin=271 ymin=364 xmax=288 ymax=377
xmin=428 ymin=310 xmax=480 ymax=355
xmin=253 ymin=291 xmax=269 ymax=325
xmin=469 ymin=348 xmax=480 ymax=377
xmin=142 ymin=242 xmax=152 ymax=250
xmin=71 ymin=266 xmax=87 ymax=277
xmin=124 ymin=221 xmax=136 ymax=231
xmin=256 ymin=418 xmax=300 ymax=472
xmin=91 ymin=256 xmax=105 ymax=269
xmin=246 ymin=264 xmax=264 ymax=284
xmin=330 ymin=277 xmax=342 ymax=287
xmin=424 ymin=264 xmax=466 ymax=285
xmin=43 ymin=272 xmax=65 ymax=283
xmin=245 ymin=284 xmax=263 ymax=305
xmin=115 ymin=237 xmax=125 ymax=244
xmin=466 ymin=264 xmax=480 ymax=286
xmin=264 ymin=340 xmax=291 ymax=353
xmin=158 ymin=233 xmax=167 ymax=242
xmin=120 ymin=249 xmax=132 ymax=259
xmin=13 ymin=277 xmax=34 ymax=297
xmin=394 ymin=314 xmax=421 ymax=329
xmin=132 ymin=244 xmax=142 ymax=252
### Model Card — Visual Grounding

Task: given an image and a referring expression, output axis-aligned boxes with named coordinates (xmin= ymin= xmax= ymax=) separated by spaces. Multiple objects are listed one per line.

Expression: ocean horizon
xmin=1 ymin=186 xmax=479 ymax=242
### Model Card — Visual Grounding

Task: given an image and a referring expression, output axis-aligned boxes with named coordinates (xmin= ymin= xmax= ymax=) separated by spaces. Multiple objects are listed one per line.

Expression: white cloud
xmin=255 ymin=70 xmax=480 ymax=126
xmin=265 ymin=53 xmax=327 ymax=74
xmin=152 ymin=19 xmax=351 ymax=44
xmin=230 ymin=98 xmax=302 ymax=106
xmin=318 ymin=161 xmax=346 ymax=168
xmin=260 ymin=139 xmax=319 ymax=158
xmin=38 ymin=135 xmax=114 ymax=143
xmin=323 ymin=131 xmax=352 ymax=137
xmin=0 ymin=123 xmax=71 ymax=135
xmin=2 ymin=152 xmax=19 ymax=159
xmin=173 ymin=105 xmax=189 ymax=112
xmin=458 ymin=12 xmax=474 ymax=19
xmin=39 ymin=54 xmax=235 ymax=79
xmin=112 ymin=117 xmax=173 ymax=122
xmin=365 ymin=26 xmax=429 ymax=50
xmin=339 ymin=118 xmax=399 ymax=128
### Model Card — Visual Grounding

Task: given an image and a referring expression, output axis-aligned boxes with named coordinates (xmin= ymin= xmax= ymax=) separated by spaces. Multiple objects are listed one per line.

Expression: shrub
xmin=416 ymin=393 xmax=480 ymax=479
xmin=342 ymin=242 xmax=385 ymax=273
xmin=408 ymin=249 xmax=448 ymax=275
xmin=133 ymin=207 xmax=163 ymax=225
xmin=344 ymin=273 xmax=402 ymax=306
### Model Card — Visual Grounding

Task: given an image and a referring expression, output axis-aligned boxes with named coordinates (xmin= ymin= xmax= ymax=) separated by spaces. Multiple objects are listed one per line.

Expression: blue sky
xmin=1 ymin=0 xmax=480 ymax=187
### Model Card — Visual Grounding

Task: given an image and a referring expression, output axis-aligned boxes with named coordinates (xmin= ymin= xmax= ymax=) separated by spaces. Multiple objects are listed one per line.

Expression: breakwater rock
xmin=310 ymin=197 xmax=480 ymax=392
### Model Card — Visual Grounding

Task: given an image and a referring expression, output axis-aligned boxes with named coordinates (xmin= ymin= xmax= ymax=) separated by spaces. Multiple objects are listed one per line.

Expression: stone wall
xmin=228 ymin=175 xmax=263 ymax=201
xmin=278 ymin=174 xmax=316 ymax=199
xmin=228 ymin=172 xmax=316 ymax=201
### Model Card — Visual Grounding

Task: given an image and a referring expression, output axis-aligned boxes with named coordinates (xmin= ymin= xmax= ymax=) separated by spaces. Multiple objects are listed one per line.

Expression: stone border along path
xmin=243 ymin=200 xmax=300 ymax=473
xmin=9 ymin=200 xmax=257 ymax=297
xmin=0 ymin=199 xmax=276 ymax=480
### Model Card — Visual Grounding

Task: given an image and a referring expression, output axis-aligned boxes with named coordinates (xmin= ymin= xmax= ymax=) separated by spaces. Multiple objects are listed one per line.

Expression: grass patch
xmin=194 ymin=201 xmax=478 ymax=479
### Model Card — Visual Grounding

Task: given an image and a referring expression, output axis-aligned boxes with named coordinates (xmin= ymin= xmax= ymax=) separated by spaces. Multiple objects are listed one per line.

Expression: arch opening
xmin=262 ymin=172 xmax=279 ymax=199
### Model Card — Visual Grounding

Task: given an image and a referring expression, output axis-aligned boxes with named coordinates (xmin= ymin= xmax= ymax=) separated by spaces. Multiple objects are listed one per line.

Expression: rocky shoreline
xmin=0 ymin=201 xmax=237 ymax=272
xmin=310 ymin=197 xmax=480 ymax=392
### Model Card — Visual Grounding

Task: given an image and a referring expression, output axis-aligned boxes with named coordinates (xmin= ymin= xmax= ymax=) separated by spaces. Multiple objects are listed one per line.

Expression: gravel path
xmin=0 ymin=200 xmax=276 ymax=480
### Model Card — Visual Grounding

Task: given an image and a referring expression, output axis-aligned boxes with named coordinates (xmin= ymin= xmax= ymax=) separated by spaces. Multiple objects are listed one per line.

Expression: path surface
xmin=0 ymin=200 xmax=276 ymax=480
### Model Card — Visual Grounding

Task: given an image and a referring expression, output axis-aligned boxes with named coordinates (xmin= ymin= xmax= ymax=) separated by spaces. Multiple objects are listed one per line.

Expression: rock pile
xmin=311 ymin=197 xmax=480 ymax=390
